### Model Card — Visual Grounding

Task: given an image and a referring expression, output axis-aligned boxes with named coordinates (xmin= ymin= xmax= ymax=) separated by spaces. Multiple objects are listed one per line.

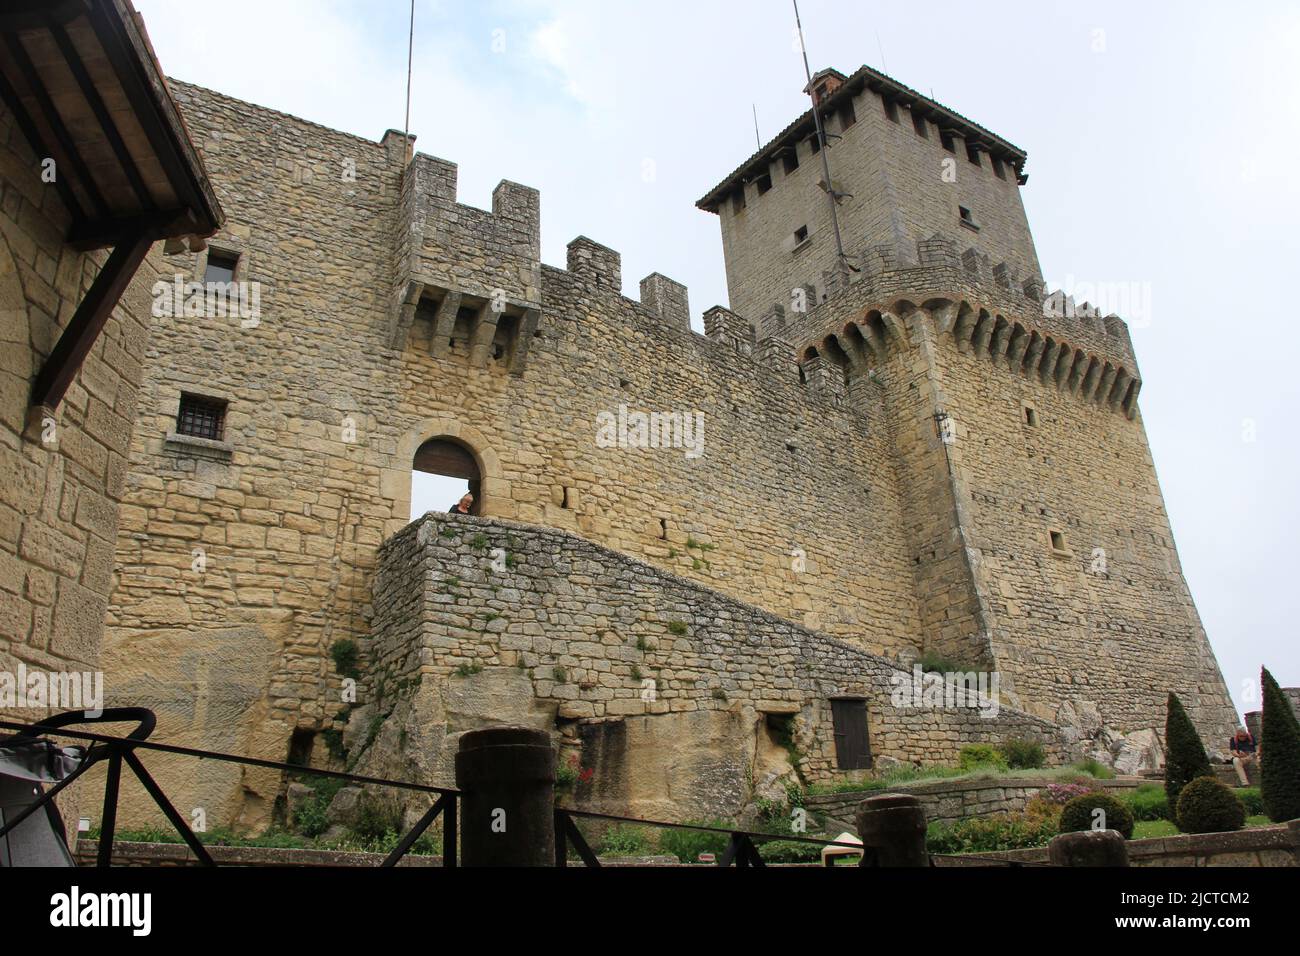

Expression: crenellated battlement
xmin=727 ymin=231 xmax=1145 ymax=418
xmin=387 ymin=150 xmax=542 ymax=371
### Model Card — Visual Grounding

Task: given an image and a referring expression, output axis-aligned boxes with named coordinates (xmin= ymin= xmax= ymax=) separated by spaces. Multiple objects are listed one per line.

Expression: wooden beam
xmin=87 ymin=0 xmax=222 ymax=234
xmin=47 ymin=17 xmax=155 ymax=210
xmin=31 ymin=230 xmax=151 ymax=409
xmin=2 ymin=30 xmax=111 ymax=219
xmin=66 ymin=206 xmax=199 ymax=250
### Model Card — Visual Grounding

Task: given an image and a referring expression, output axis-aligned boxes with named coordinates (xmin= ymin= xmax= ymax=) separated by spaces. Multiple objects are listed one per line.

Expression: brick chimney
xmin=804 ymin=68 xmax=847 ymax=107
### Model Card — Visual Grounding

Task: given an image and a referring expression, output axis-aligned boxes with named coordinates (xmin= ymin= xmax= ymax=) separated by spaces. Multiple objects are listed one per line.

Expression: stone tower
xmin=698 ymin=64 xmax=1237 ymax=750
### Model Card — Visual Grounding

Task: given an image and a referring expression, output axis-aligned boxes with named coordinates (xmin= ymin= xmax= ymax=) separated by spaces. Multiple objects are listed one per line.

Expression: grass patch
xmin=658 ymin=820 xmax=732 ymax=863
xmin=1134 ymin=814 xmax=1273 ymax=840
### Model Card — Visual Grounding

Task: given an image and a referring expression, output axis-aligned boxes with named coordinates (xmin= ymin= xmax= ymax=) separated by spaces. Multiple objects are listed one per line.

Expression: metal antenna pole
xmin=793 ymin=0 xmax=848 ymax=270
xmin=753 ymin=104 xmax=761 ymax=149
xmin=403 ymin=0 xmax=415 ymax=154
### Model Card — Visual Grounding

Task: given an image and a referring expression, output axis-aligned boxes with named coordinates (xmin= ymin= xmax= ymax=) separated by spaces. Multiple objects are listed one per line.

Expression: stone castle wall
xmin=94 ymin=77 xmax=1239 ymax=830
xmin=0 ymin=105 xmax=163 ymax=718
xmin=348 ymin=513 xmax=1064 ymax=824
xmin=99 ymin=82 xmax=933 ymax=826
xmin=780 ymin=277 xmax=1236 ymax=748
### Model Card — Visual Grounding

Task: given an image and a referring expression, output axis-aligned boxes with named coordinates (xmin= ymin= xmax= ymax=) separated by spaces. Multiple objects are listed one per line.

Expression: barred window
xmin=177 ymin=393 xmax=227 ymax=441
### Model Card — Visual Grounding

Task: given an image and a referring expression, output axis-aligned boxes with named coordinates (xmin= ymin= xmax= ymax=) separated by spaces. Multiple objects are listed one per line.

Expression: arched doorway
xmin=410 ymin=436 xmax=482 ymax=520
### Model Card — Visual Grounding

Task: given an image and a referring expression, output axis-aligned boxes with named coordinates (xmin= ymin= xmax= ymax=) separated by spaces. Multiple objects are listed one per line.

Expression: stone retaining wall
xmin=804 ymin=776 xmax=1143 ymax=827
xmin=351 ymin=512 xmax=1067 ymax=824
xmin=932 ymin=821 xmax=1300 ymax=867
xmin=72 ymin=840 xmax=440 ymax=867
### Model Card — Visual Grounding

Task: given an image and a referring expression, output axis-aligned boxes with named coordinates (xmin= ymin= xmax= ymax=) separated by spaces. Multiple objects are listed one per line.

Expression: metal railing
xmin=0 ymin=712 xmax=459 ymax=867
xmin=3 ymin=713 xmax=1055 ymax=868
xmin=554 ymin=806 xmax=870 ymax=867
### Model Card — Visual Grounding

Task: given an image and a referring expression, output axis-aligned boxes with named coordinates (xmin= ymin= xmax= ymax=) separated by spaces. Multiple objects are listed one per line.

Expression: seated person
xmin=1229 ymin=727 xmax=1258 ymax=785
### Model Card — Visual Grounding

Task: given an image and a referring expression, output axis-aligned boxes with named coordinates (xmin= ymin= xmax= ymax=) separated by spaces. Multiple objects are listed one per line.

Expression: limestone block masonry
xmin=96 ymin=68 xmax=1238 ymax=830
xmin=351 ymin=513 xmax=1065 ymax=824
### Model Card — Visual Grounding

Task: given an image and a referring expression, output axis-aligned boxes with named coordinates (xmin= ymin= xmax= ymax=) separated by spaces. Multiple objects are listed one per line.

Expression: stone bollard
xmin=454 ymin=726 xmax=556 ymax=867
xmin=855 ymin=793 xmax=929 ymax=866
xmin=1048 ymin=829 xmax=1129 ymax=867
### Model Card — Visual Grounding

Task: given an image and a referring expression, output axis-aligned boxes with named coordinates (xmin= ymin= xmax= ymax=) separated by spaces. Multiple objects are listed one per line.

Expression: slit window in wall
xmin=991 ymin=155 xmax=1007 ymax=180
xmin=756 ymin=172 xmax=773 ymax=195
xmin=829 ymin=698 xmax=872 ymax=770
xmin=883 ymin=97 xmax=900 ymax=123
xmin=966 ymin=140 xmax=982 ymax=166
xmin=940 ymin=130 xmax=956 ymax=153
xmin=911 ymin=110 xmax=928 ymax=138
xmin=782 ymin=149 xmax=800 ymax=175
xmin=176 ymin=393 xmax=227 ymax=442
xmin=204 ymin=249 xmax=238 ymax=284
xmin=838 ymin=100 xmax=857 ymax=131
xmin=731 ymin=187 xmax=746 ymax=213
xmin=1024 ymin=405 xmax=1038 ymax=427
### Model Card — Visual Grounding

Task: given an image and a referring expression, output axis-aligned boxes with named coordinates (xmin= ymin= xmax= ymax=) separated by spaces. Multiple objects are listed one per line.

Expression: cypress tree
xmin=1260 ymin=667 xmax=1300 ymax=823
xmin=1165 ymin=692 xmax=1211 ymax=815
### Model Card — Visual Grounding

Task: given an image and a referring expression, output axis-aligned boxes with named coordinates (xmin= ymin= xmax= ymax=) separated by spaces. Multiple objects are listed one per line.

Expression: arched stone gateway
xmin=415 ymin=437 xmax=480 ymax=499
xmin=386 ymin=417 xmax=507 ymax=535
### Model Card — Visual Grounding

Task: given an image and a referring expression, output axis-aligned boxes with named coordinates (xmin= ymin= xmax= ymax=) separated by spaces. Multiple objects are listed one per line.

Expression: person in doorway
xmin=449 ymin=492 xmax=474 ymax=515
xmin=1229 ymin=727 xmax=1258 ymax=786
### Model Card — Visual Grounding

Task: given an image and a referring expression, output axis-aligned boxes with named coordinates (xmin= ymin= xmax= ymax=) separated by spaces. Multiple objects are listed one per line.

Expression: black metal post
xmin=96 ymin=748 xmax=123 ymax=868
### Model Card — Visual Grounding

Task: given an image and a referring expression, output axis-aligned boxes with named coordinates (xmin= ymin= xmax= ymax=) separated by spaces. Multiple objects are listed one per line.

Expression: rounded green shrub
xmin=1176 ymin=776 xmax=1245 ymax=834
xmin=1000 ymin=737 xmax=1046 ymax=770
xmin=958 ymin=744 xmax=1009 ymax=772
xmin=1058 ymin=791 xmax=1135 ymax=839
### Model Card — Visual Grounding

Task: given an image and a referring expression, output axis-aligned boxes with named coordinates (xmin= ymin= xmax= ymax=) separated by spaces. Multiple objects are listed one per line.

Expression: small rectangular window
xmin=731 ymin=187 xmax=746 ymax=213
xmin=782 ymin=149 xmax=799 ymax=175
xmin=991 ymin=155 xmax=1007 ymax=180
xmin=756 ymin=172 xmax=773 ymax=195
xmin=959 ymin=206 xmax=974 ymax=225
xmin=883 ymin=97 xmax=900 ymax=123
xmin=177 ymin=393 xmax=227 ymax=442
xmin=1050 ymin=530 xmax=1068 ymax=553
xmin=838 ymin=100 xmax=857 ymax=131
xmin=793 ymin=225 xmax=809 ymax=245
xmin=830 ymin=699 xmax=872 ymax=770
xmin=1024 ymin=406 xmax=1037 ymax=427
xmin=966 ymin=140 xmax=982 ymax=166
xmin=204 ymin=250 xmax=238 ymax=284
xmin=940 ymin=130 xmax=956 ymax=153
xmin=808 ymin=134 xmax=821 ymax=154
xmin=911 ymin=110 xmax=928 ymax=138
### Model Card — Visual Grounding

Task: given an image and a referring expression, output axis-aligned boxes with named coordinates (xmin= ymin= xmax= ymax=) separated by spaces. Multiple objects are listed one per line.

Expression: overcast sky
xmin=132 ymin=0 xmax=1300 ymax=720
